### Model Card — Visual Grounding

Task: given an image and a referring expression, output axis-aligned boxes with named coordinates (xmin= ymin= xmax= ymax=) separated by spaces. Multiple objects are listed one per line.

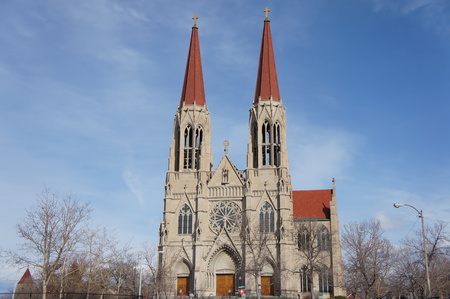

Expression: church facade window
xmin=261 ymin=121 xmax=271 ymax=165
xmin=178 ymin=204 xmax=193 ymax=235
xmin=194 ymin=127 xmax=203 ymax=169
xmin=318 ymin=225 xmax=330 ymax=251
xmin=319 ymin=267 xmax=333 ymax=293
xmin=260 ymin=121 xmax=281 ymax=167
xmin=298 ymin=229 xmax=311 ymax=252
xmin=183 ymin=125 xmax=203 ymax=170
xmin=273 ymin=122 xmax=281 ymax=166
xmin=259 ymin=201 xmax=275 ymax=233
xmin=183 ymin=126 xmax=193 ymax=169
xmin=300 ymin=266 xmax=311 ymax=292
xmin=209 ymin=201 xmax=242 ymax=234
xmin=252 ymin=123 xmax=258 ymax=168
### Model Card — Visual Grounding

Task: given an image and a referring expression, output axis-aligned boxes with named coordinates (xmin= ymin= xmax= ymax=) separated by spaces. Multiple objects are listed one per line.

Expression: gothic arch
xmin=207 ymin=245 xmax=242 ymax=273
xmin=174 ymin=257 xmax=193 ymax=277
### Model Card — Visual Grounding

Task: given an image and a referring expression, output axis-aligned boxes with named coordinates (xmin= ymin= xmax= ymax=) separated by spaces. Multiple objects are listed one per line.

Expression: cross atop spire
xmin=254 ymin=10 xmax=280 ymax=102
xmin=264 ymin=7 xmax=270 ymax=21
xmin=179 ymin=17 xmax=206 ymax=107
xmin=192 ymin=15 xmax=199 ymax=27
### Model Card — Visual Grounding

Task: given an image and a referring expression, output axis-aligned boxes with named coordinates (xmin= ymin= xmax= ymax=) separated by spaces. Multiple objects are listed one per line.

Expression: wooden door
xmin=216 ymin=274 xmax=235 ymax=296
xmin=261 ymin=276 xmax=274 ymax=296
xmin=177 ymin=277 xmax=190 ymax=297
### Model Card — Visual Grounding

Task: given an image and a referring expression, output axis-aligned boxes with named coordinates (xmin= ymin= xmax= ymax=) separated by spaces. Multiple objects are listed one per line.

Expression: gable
xmin=18 ymin=268 xmax=33 ymax=284
xmin=292 ymin=189 xmax=332 ymax=219
xmin=208 ymin=155 xmax=244 ymax=187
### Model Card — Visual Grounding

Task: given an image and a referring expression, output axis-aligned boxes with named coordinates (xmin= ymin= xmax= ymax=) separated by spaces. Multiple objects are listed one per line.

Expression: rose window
xmin=209 ymin=201 xmax=242 ymax=234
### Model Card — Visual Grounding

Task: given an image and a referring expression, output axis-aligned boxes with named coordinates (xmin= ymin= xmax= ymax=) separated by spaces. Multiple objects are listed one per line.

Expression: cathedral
xmin=158 ymin=10 xmax=345 ymax=299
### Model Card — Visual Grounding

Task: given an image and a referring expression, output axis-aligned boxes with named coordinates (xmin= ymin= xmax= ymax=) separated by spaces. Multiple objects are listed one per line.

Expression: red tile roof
xmin=18 ymin=268 xmax=32 ymax=284
xmin=292 ymin=189 xmax=332 ymax=219
xmin=254 ymin=20 xmax=280 ymax=102
xmin=180 ymin=25 xmax=206 ymax=107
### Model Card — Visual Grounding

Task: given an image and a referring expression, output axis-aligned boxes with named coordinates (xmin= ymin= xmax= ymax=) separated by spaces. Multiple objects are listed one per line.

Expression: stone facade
xmin=158 ymin=14 xmax=345 ymax=299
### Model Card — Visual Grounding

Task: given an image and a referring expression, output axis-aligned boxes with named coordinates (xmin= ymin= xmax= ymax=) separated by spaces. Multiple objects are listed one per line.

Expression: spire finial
xmin=192 ymin=15 xmax=199 ymax=27
xmin=223 ymin=140 xmax=229 ymax=155
xmin=263 ymin=7 xmax=270 ymax=21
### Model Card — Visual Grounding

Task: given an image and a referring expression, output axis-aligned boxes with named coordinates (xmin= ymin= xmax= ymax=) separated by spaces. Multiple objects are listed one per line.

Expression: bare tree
xmin=240 ymin=217 xmax=278 ymax=298
xmin=81 ymin=226 xmax=118 ymax=297
xmin=7 ymin=188 xmax=91 ymax=299
xmin=341 ymin=219 xmax=393 ymax=299
xmin=155 ymin=246 xmax=177 ymax=299
xmin=391 ymin=221 xmax=450 ymax=299
xmin=293 ymin=220 xmax=332 ymax=299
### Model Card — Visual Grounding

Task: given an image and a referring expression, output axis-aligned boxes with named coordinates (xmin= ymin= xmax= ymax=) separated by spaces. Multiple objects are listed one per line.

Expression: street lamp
xmin=393 ymin=203 xmax=431 ymax=298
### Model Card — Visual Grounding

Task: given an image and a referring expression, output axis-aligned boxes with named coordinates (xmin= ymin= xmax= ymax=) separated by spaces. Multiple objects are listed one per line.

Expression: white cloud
xmin=122 ymin=168 xmax=146 ymax=205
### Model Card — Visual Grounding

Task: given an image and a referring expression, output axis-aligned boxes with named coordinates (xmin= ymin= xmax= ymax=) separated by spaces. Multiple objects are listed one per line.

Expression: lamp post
xmin=393 ymin=203 xmax=431 ymax=298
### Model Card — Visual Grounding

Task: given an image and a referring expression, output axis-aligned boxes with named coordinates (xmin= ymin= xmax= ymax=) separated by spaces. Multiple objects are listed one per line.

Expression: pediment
xmin=208 ymin=155 xmax=244 ymax=187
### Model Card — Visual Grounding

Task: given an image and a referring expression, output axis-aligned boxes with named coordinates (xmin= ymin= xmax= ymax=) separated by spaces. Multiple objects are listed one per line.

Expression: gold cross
xmin=192 ymin=15 xmax=199 ymax=27
xmin=264 ymin=7 xmax=270 ymax=20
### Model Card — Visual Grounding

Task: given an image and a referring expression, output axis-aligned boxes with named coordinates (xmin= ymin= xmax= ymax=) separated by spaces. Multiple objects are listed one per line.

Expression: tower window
xmin=259 ymin=202 xmax=275 ymax=233
xmin=252 ymin=123 xmax=258 ymax=168
xmin=261 ymin=121 xmax=281 ymax=167
xmin=183 ymin=126 xmax=202 ymax=170
xmin=183 ymin=126 xmax=193 ymax=169
xmin=194 ymin=128 xmax=203 ymax=169
xmin=261 ymin=121 xmax=271 ymax=165
xmin=273 ymin=123 xmax=281 ymax=167
xmin=178 ymin=204 xmax=193 ymax=234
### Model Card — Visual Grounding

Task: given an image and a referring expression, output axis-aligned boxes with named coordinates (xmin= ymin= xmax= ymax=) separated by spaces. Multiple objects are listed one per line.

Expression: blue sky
xmin=1 ymin=0 xmax=449 ymax=292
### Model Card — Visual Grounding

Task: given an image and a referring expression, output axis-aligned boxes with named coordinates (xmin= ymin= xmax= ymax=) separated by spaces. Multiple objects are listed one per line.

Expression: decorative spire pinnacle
xmin=264 ymin=7 xmax=270 ymax=21
xmin=223 ymin=140 xmax=229 ymax=155
xmin=179 ymin=17 xmax=206 ymax=107
xmin=254 ymin=10 xmax=280 ymax=102
xmin=192 ymin=15 xmax=199 ymax=27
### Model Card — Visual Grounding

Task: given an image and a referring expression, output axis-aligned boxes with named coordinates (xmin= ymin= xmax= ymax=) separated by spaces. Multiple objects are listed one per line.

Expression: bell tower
xmin=161 ymin=16 xmax=213 ymax=252
xmin=246 ymin=8 xmax=291 ymax=187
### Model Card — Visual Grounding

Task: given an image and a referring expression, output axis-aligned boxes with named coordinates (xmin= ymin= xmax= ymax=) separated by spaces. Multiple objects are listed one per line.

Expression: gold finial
xmin=192 ymin=15 xmax=199 ymax=27
xmin=263 ymin=7 xmax=270 ymax=20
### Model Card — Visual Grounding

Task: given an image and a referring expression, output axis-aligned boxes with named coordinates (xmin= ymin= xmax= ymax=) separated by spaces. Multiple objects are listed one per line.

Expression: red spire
xmin=179 ymin=18 xmax=206 ymax=107
xmin=18 ymin=268 xmax=33 ymax=284
xmin=254 ymin=13 xmax=280 ymax=102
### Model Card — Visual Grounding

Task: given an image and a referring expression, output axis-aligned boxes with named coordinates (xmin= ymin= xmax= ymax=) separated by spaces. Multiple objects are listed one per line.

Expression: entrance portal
xmin=216 ymin=274 xmax=234 ymax=296
xmin=261 ymin=276 xmax=273 ymax=295
xmin=177 ymin=277 xmax=190 ymax=296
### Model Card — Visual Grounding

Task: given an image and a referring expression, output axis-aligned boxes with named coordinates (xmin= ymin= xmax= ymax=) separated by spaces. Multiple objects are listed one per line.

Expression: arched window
xmin=175 ymin=127 xmax=180 ymax=171
xmin=183 ymin=126 xmax=202 ymax=170
xmin=261 ymin=121 xmax=271 ymax=165
xmin=300 ymin=265 xmax=311 ymax=292
xmin=318 ymin=225 xmax=330 ymax=251
xmin=319 ymin=267 xmax=333 ymax=293
xmin=261 ymin=121 xmax=282 ymax=167
xmin=259 ymin=202 xmax=275 ymax=233
xmin=298 ymin=228 xmax=310 ymax=252
xmin=252 ymin=123 xmax=258 ymax=168
xmin=273 ymin=122 xmax=281 ymax=167
xmin=178 ymin=204 xmax=193 ymax=234
xmin=194 ymin=127 xmax=203 ymax=169
xmin=183 ymin=126 xmax=193 ymax=169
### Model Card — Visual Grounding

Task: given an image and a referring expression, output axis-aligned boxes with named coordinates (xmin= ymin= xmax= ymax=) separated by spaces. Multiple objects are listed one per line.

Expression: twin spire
xmin=179 ymin=9 xmax=280 ymax=108
xmin=179 ymin=15 xmax=206 ymax=107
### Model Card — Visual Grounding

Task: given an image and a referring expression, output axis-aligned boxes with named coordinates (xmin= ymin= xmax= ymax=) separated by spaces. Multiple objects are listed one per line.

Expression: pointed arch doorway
xmin=216 ymin=274 xmax=235 ymax=296
xmin=212 ymin=250 xmax=237 ymax=296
